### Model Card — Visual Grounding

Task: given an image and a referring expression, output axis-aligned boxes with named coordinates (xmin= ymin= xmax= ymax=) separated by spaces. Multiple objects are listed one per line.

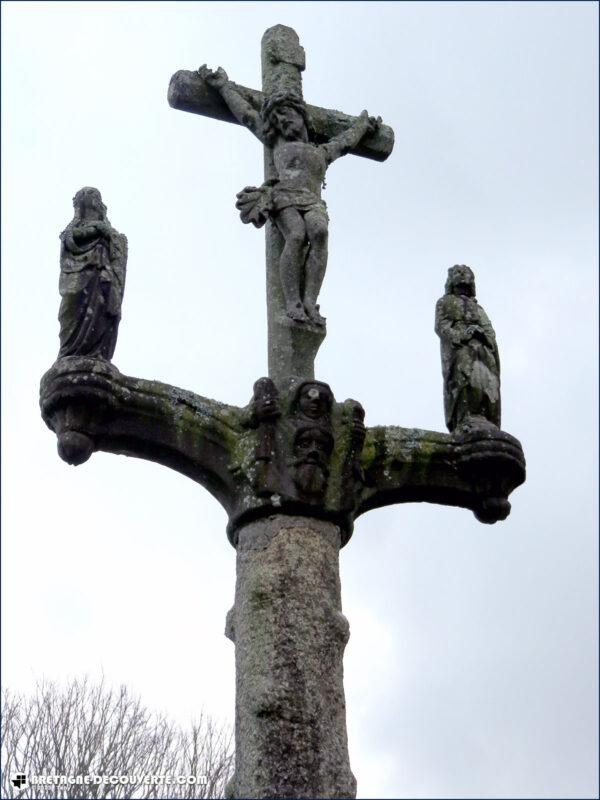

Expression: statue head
xmin=261 ymin=92 xmax=310 ymax=146
xmin=446 ymin=264 xmax=476 ymax=298
xmin=293 ymin=424 xmax=334 ymax=497
xmin=293 ymin=381 xmax=333 ymax=420
xmin=72 ymin=187 xmax=107 ymax=221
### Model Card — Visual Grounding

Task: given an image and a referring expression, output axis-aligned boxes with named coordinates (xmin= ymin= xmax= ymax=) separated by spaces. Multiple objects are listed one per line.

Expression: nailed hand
xmin=198 ymin=64 xmax=228 ymax=89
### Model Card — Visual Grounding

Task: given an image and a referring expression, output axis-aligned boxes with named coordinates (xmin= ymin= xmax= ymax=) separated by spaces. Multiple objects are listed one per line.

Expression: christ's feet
xmin=286 ymin=301 xmax=310 ymax=323
xmin=305 ymin=303 xmax=326 ymax=327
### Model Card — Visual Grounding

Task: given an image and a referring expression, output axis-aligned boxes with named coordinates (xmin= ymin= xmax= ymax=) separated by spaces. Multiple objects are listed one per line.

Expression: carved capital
xmin=40 ymin=363 xmax=525 ymax=546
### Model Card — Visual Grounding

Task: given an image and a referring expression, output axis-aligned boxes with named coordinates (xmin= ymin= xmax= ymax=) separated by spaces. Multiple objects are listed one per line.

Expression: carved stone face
xmin=295 ymin=427 xmax=332 ymax=464
xmin=297 ymin=383 xmax=332 ymax=420
xmin=271 ymin=105 xmax=307 ymax=141
xmin=293 ymin=426 xmax=333 ymax=497
xmin=447 ymin=265 xmax=476 ymax=297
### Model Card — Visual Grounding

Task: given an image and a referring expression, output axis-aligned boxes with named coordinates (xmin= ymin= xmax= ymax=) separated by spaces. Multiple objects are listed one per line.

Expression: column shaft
xmin=227 ymin=515 xmax=356 ymax=798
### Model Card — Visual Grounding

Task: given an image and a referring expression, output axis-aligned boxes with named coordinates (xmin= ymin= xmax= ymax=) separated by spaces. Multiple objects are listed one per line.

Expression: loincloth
xmin=271 ymin=187 xmax=329 ymax=221
xmin=236 ymin=183 xmax=329 ymax=228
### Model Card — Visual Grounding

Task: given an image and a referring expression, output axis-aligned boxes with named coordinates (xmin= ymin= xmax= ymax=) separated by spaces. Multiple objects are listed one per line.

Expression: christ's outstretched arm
xmin=199 ymin=65 xmax=265 ymax=142
xmin=321 ymin=110 xmax=380 ymax=165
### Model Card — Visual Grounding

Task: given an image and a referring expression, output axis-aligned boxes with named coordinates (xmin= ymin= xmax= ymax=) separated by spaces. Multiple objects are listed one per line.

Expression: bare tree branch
xmin=1 ymin=680 xmax=233 ymax=799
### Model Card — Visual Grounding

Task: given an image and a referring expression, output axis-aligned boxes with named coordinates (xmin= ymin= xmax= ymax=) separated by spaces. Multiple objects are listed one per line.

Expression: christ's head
xmin=261 ymin=92 xmax=309 ymax=145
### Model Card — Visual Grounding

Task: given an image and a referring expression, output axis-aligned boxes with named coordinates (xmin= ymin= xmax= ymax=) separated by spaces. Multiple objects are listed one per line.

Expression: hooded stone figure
xmin=435 ymin=265 xmax=501 ymax=432
xmin=248 ymin=377 xmax=281 ymax=496
xmin=58 ymin=187 xmax=127 ymax=360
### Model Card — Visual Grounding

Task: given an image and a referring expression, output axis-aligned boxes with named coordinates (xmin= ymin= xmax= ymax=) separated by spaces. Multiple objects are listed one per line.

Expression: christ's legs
xmin=274 ymin=207 xmax=309 ymax=322
xmin=303 ymin=210 xmax=328 ymax=325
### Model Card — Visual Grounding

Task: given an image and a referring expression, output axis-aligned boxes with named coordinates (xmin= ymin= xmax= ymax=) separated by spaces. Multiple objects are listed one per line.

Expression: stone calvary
xmin=40 ymin=25 xmax=525 ymax=799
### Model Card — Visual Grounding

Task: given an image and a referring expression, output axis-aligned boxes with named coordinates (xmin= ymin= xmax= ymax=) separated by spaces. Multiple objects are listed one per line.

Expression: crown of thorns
xmin=260 ymin=91 xmax=307 ymax=121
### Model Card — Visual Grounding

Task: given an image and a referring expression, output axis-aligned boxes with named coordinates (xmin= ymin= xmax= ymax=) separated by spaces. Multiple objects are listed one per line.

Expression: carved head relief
xmin=293 ymin=424 xmax=334 ymax=498
xmin=349 ymin=401 xmax=366 ymax=445
xmin=446 ymin=264 xmax=476 ymax=298
xmin=252 ymin=377 xmax=279 ymax=422
xmin=294 ymin=381 xmax=333 ymax=421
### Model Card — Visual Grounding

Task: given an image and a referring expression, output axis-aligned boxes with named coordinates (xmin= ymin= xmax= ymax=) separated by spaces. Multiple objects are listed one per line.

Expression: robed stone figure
xmin=58 ymin=187 xmax=127 ymax=360
xmin=435 ymin=264 xmax=501 ymax=432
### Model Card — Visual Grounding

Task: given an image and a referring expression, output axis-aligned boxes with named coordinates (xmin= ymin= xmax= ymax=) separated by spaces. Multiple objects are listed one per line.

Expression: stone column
xmin=226 ymin=515 xmax=356 ymax=799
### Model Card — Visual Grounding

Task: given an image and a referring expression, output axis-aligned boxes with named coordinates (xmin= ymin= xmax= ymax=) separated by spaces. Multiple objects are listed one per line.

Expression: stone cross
xmin=40 ymin=25 xmax=525 ymax=800
xmin=169 ymin=24 xmax=394 ymax=388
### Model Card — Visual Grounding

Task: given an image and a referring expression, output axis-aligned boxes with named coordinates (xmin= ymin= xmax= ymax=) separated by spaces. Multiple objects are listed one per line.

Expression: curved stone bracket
xmin=40 ymin=362 xmax=525 ymax=546
xmin=40 ymin=357 xmax=245 ymax=514
xmin=358 ymin=425 xmax=526 ymax=524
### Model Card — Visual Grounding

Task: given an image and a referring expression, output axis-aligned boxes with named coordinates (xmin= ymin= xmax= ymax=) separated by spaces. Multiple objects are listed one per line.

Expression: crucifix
xmin=169 ymin=24 xmax=394 ymax=386
xmin=40 ymin=25 xmax=525 ymax=799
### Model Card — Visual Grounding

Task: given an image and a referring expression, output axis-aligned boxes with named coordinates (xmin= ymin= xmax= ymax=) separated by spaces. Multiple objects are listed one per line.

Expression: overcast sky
xmin=2 ymin=2 xmax=598 ymax=798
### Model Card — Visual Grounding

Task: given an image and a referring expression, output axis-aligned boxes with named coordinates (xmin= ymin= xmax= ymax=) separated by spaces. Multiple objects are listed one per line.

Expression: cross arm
xmin=356 ymin=424 xmax=526 ymax=524
xmin=320 ymin=111 xmax=374 ymax=165
xmin=168 ymin=70 xmax=395 ymax=162
xmin=39 ymin=357 xmax=245 ymax=515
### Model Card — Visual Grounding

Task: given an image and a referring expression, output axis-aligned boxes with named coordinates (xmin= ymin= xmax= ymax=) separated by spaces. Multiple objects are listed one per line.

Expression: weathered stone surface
xmin=39 ymin=357 xmax=244 ymax=512
xmin=267 ymin=307 xmax=326 ymax=389
xmin=435 ymin=265 xmax=501 ymax=433
xmin=359 ymin=424 xmax=525 ymax=524
xmin=244 ymin=377 xmax=281 ymax=498
xmin=227 ymin=515 xmax=356 ymax=799
xmin=261 ymin=25 xmax=305 ymax=97
xmin=58 ymin=187 xmax=127 ymax=361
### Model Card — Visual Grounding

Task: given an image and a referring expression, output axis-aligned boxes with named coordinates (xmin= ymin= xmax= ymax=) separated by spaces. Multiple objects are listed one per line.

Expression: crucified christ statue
xmin=199 ymin=65 xmax=380 ymax=326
